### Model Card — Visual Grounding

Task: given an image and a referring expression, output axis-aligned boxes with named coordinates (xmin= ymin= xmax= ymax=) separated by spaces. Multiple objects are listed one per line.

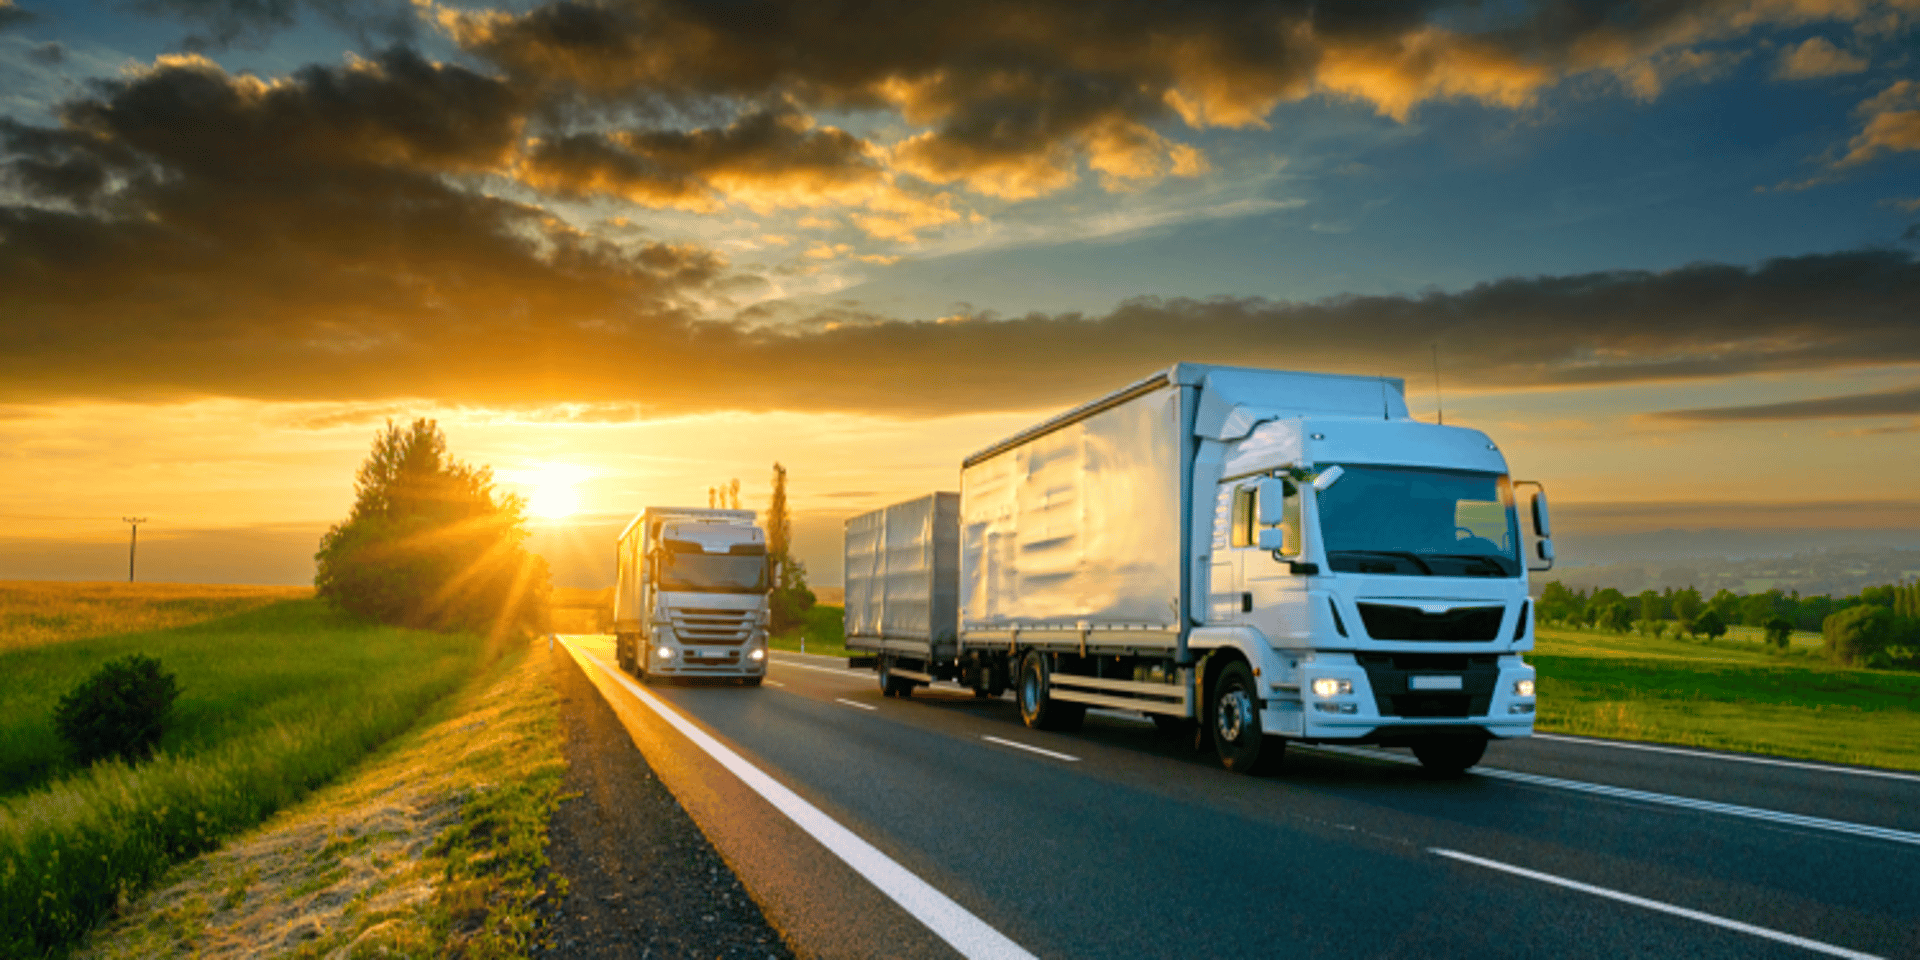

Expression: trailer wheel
xmin=1412 ymin=737 xmax=1487 ymax=777
xmin=1212 ymin=661 xmax=1280 ymax=775
xmin=878 ymin=655 xmax=914 ymax=698
xmin=1017 ymin=653 xmax=1084 ymax=731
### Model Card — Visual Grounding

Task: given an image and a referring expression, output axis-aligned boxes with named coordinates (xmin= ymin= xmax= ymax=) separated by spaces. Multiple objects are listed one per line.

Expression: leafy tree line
xmin=1538 ymin=579 xmax=1920 ymax=668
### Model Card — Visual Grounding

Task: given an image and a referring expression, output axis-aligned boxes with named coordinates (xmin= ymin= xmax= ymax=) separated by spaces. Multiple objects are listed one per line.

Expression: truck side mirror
xmin=1530 ymin=490 xmax=1551 ymax=538
xmin=1255 ymin=477 xmax=1290 ymax=525
xmin=1256 ymin=527 xmax=1296 ymax=554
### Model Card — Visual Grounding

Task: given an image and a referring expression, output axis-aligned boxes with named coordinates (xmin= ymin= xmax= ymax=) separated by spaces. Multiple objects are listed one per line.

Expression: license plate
xmin=1410 ymin=675 xmax=1462 ymax=691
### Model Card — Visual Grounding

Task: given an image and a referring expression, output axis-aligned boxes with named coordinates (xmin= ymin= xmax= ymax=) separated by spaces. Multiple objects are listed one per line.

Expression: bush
xmin=1599 ymin=602 xmax=1633 ymax=633
xmin=52 ymin=654 xmax=179 ymax=766
xmin=1693 ymin=608 xmax=1728 ymax=641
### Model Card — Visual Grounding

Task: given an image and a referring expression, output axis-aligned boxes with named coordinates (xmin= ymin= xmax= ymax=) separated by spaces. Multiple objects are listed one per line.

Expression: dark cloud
xmin=1 ymin=49 xmax=733 ymax=406
xmin=442 ymin=0 xmax=1918 ymax=197
xmin=1651 ymin=386 xmax=1920 ymax=422
xmin=518 ymin=105 xmax=882 ymax=210
xmin=125 ymin=0 xmax=418 ymax=51
xmin=27 ymin=41 xmax=62 ymax=65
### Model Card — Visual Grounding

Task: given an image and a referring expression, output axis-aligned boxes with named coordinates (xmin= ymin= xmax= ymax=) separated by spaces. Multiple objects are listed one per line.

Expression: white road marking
xmin=762 ymin=680 xmax=786 ymax=688
xmin=1430 ymin=848 xmax=1884 ymax=960
xmin=1302 ymin=744 xmax=1920 ymax=847
xmin=1530 ymin=733 xmax=1920 ymax=784
xmin=981 ymin=736 xmax=1082 ymax=762
xmin=567 ymin=642 xmax=1037 ymax=960
xmin=835 ymin=698 xmax=878 ymax=711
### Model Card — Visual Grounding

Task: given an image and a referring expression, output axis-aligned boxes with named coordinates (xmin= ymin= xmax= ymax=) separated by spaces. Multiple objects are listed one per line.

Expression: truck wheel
xmin=878 ymin=655 xmax=914 ymax=698
xmin=1412 ymin=738 xmax=1487 ymax=777
xmin=1017 ymin=653 xmax=1085 ymax=731
xmin=743 ymin=676 xmax=764 ymax=687
xmin=1212 ymin=661 xmax=1280 ymax=775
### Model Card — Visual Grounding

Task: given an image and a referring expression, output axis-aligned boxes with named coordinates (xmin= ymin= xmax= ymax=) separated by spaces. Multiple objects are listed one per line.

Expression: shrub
xmin=1693 ymin=608 xmax=1728 ymax=641
xmin=52 ymin=654 xmax=180 ymax=766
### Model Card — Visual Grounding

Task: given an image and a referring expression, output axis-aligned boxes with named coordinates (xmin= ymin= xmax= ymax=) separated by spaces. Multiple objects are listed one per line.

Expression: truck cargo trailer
xmin=847 ymin=362 xmax=1553 ymax=775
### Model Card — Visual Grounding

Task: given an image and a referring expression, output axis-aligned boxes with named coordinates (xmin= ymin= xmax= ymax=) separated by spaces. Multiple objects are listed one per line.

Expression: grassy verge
xmin=73 ymin=636 xmax=564 ymax=960
xmin=0 ymin=582 xmax=310 ymax=654
xmin=768 ymin=604 xmax=854 ymax=659
xmin=0 ymin=598 xmax=497 ymax=957
xmin=1533 ymin=624 xmax=1920 ymax=772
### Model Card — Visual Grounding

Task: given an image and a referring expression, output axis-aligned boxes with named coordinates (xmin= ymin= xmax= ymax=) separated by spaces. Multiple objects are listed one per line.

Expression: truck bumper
xmin=1281 ymin=654 xmax=1536 ymax=742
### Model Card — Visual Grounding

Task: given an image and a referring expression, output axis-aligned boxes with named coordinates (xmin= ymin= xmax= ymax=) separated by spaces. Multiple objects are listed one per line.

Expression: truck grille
xmin=1355 ymin=653 xmax=1499 ymax=718
xmin=669 ymin=607 xmax=757 ymax=646
xmin=1357 ymin=603 xmax=1504 ymax=642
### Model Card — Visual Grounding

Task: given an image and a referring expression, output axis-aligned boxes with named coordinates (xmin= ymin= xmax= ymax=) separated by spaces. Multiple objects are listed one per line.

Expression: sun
xmin=519 ymin=463 xmax=589 ymax=520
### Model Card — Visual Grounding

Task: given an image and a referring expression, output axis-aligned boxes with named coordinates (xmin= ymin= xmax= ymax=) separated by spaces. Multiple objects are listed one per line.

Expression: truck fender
xmin=1187 ymin=626 xmax=1279 ymax=703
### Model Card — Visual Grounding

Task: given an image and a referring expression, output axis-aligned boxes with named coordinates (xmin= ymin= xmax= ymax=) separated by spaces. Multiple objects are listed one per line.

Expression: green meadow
xmin=1532 ymin=623 xmax=1920 ymax=772
xmin=769 ymin=603 xmax=853 ymax=659
xmin=0 ymin=590 xmax=496 ymax=958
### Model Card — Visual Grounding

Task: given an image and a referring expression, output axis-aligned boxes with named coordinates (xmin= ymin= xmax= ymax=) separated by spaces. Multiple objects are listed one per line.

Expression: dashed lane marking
xmin=1431 ymin=848 xmax=1883 ymax=959
xmin=981 ymin=736 xmax=1081 ymax=762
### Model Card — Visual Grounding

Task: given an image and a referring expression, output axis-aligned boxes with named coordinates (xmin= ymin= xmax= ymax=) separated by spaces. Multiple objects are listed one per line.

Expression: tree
xmin=1764 ymin=617 xmax=1794 ymax=652
xmin=1599 ymin=601 xmax=1633 ymax=633
xmin=709 ymin=478 xmax=740 ymax=509
xmin=1671 ymin=587 xmax=1703 ymax=625
xmin=1824 ymin=605 xmax=1895 ymax=667
xmin=314 ymin=419 xmax=549 ymax=636
xmin=1693 ymin=608 xmax=1728 ymax=642
xmin=764 ymin=462 xmax=814 ymax=631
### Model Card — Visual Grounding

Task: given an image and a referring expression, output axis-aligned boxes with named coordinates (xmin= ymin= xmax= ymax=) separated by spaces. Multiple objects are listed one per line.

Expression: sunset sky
xmin=2 ymin=0 xmax=1918 ymax=588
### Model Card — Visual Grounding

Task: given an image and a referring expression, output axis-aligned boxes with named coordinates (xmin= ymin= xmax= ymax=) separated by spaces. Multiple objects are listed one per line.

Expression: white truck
xmin=613 ymin=507 xmax=772 ymax=685
xmin=846 ymin=362 xmax=1554 ymax=775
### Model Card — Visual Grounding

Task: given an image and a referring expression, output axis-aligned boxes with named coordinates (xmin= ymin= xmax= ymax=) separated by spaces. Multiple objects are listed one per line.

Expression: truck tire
xmin=1017 ymin=652 xmax=1085 ymax=731
xmin=616 ymin=635 xmax=632 ymax=673
xmin=1412 ymin=737 xmax=1487 ymax=777
xmin=1212 ymin=661 xmax=1280 ymax=775
xmin=742 ymin=676 xmax=764 ymax=687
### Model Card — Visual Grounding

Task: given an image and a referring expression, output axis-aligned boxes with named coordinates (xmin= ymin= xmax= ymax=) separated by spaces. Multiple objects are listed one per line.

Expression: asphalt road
xmin=559 ymin=636 xmax=1920 ymax=960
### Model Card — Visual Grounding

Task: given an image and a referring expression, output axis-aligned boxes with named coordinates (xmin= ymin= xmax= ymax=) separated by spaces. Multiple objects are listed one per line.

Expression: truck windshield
xmin=657 ymin=552 xmax=768 ymax=593
xmin=1318 ymin=465 xmax=1520 ymax=577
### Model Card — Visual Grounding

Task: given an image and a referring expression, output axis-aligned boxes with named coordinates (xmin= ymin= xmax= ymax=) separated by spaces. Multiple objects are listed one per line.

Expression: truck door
xmin=1208 ymin=483 xmax=1244 ymax=623
xmin=1242 ymin=480 xmax=1311 ymax=645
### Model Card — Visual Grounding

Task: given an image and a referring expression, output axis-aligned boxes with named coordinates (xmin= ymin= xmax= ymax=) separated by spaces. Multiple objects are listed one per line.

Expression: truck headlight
xmin=1310 ymin=678 xmax=1352 ymax=698
xmin=657 ymin=646 xmax=675 ymax=659
xmin=1514 ymin=679 xmax=1535 ymax=697
xmin=749 ymin=648 xmax=765 ymax=661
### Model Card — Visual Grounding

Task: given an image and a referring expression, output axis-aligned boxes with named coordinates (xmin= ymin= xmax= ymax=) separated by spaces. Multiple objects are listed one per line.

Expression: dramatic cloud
xmin=435 ymin=0 xmax=1920 ymax=203
xmin=1650 ymin=385 xmax=1920 ymax=421
xmin=1774 ymin=36 xmax=1869 ymax=79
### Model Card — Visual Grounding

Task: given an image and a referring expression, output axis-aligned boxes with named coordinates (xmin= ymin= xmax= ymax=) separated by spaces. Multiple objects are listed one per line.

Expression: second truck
xmin=613 ymin=507 xmax=773 ymax=685
xmin=845 ymin=362 xmax=1554 ymax=775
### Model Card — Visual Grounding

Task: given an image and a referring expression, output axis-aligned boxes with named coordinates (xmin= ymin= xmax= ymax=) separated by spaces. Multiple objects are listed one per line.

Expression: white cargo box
xmin=843 ymin=493 xmax=960 ymax=659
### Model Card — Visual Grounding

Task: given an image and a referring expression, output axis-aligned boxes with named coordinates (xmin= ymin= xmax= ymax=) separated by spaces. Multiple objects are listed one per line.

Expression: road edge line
xmin=565 ymin=640 xmax=1038 ymax=960
xmin=1529 ymin=734 xmax=1920 ymax=784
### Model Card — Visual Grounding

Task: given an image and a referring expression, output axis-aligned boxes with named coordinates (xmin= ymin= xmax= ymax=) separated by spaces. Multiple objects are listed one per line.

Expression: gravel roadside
xmin=535 ymin=644 xmax=796 ymax=960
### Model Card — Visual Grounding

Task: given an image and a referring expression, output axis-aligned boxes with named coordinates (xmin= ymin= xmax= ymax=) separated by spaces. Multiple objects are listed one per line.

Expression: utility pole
xmin=122 ymin=517 xmax=147 ymax=582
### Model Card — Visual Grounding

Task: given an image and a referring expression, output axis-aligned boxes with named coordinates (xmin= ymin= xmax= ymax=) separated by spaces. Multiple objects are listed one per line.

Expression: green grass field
xmin=768 ymin=604 xmax=853 ymax=659
xmin=0 ymin=591 xmax=497 ymax=958
xmin=0 ymin=581 xmax=310 ymax=653
xmin=1532 ymin=623 xmax=1920 ymax=772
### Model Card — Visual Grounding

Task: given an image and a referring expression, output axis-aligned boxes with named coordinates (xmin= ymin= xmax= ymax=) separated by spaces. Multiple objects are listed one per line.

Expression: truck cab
xmin=613 ymin=508 xmax=772 ymax=685
xmin=1196 ymin=415 xmax=1550 ymax=772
